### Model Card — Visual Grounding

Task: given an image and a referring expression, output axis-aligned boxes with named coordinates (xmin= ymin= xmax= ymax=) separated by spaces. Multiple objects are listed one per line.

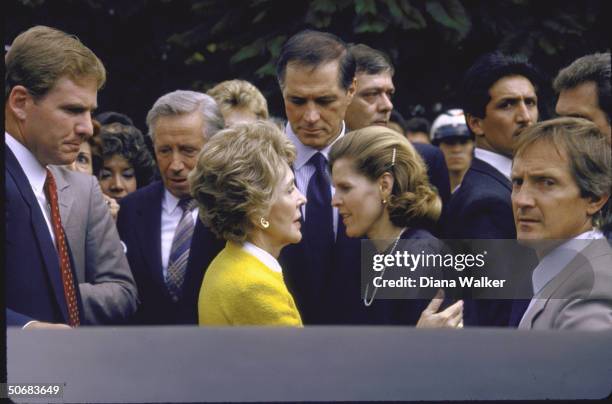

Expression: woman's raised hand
xmin=416 ymin=289 xmax=463 ymax=328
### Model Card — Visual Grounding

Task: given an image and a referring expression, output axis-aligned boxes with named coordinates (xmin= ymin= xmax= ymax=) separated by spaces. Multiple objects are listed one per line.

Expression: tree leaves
xmin=355 ymin=0 xmax=377 ymax=15
xmin=425 ymin=0 xmax=471 ymax=40
xmin=10 ymin=0 xmax=605 ymax=124
xmin=230 ymin=38 xmax=265 ymax=65
xmin=398 ymin=0 xmax=427 ymax=29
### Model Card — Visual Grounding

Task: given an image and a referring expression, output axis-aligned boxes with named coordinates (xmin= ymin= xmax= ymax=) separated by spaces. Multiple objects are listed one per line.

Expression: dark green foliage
xmin=7 ymin=0 xmax=608 ymax=128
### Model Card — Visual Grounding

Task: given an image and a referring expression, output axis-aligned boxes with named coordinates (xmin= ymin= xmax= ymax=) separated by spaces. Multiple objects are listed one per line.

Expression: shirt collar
xmin=242 ymin=241 xmax=283 ymax=273
xmin=5 ymin=132 xmax=48 ymax=193
xmin=474 ymin=147 xmax=512 ymax=181
xmin=162 ymin=188 xmax=181 ymax=214
xmin=286 ymin=121 xmax=346 ymax=169
xmin=532 ymin=229 xmax=605 ymax=295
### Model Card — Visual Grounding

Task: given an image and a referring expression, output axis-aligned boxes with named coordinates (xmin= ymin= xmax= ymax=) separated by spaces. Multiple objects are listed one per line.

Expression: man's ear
xmin=466 ymin=113 xmax=485 ymax=137
xmin=346 ymin=77 xmax=356 ymax=100
xmin=7 ymin=85 xmax=31 ymax=121
xmin=586 ymin=193 xmax=610 ymax=217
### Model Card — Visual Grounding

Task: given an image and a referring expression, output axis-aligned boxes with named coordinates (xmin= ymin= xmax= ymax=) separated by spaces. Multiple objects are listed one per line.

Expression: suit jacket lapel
xmin=5 ymin=149 xmax=70 ymax=323
xmin=471 ymin=158 xmax=511 ymax=191
xmin=50 ymin=166 xmax=74 ymax=225
xmin=137 ymin=182 xmax=165 ymax=292
xmin=519 ymin=298 xmax=546 ymax=328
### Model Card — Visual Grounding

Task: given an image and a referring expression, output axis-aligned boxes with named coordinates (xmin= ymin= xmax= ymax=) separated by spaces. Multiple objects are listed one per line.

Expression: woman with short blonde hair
xmin=207 ymin=79 xmax=269 ymax=126
xmin=189 ymin=121 xmax=305 ymax=326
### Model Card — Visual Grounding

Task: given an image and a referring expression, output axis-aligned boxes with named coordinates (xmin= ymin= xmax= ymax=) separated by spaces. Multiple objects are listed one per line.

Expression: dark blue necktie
xmin=304 ymin=152 xmax=334 ymax=253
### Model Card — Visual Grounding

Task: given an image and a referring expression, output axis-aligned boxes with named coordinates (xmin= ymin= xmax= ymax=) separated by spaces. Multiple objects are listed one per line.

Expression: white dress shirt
xmin=5 ymin=132 xmax=56 ymax=247
xmin=474 ymin=147 xmax=512 ymax=181
xmin=160 ymin=189 xmax=198 ymax=280
xmin=242 ymin=241 xmax=283 ymax=273
xmin=285 ymin=122 xmax=346 ymax=238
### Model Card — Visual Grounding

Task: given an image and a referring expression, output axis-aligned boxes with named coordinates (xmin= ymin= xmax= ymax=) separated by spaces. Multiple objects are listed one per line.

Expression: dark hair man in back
xmin=343 ymin=43 xmax=451 ymax=211
xmin=443 ymin=52 xmax=543 ymax=327
xmin=553 ymin=52 xmax=611 ymax=141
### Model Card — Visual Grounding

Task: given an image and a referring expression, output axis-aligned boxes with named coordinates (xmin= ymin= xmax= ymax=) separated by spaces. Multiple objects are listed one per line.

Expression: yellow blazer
xmin=198 ymin=242 xmax=302 ymax=326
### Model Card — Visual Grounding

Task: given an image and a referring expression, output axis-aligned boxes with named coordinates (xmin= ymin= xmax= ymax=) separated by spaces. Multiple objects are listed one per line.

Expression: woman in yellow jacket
xmin=189 ymin=121 xmax=306 ymax=326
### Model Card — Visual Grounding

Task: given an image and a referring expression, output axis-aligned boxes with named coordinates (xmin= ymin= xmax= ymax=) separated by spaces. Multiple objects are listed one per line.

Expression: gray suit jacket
xmin=519 ymin=239 xmax=612 ymax=330
xmin=50 ymin=166 xmax=138 ymax=324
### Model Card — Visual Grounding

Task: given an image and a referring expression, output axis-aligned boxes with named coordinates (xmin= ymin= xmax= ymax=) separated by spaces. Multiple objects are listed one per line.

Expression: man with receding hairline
xmin=116 ymin=90 xmax=226 ymax=324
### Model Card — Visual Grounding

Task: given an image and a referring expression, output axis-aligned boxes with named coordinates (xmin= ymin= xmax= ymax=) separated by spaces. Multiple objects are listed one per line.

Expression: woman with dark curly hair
xmin=67 ymin=119 xmax=121 ymax=219
xmin=94 ymin=123 xmax=157 ymax=203
xmin=189 ymin=121 xmax=306 ymax=326
xmin=330 ymin=126 xmax=463 ymax=328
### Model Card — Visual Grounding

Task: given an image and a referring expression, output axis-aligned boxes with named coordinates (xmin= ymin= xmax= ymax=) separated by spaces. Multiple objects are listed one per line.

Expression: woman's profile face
xmin=72 ymin=141 xmax=93 ymax=175
xmin=98 ymin=154 xmax=137 ymax=201
xmin=263 ymin=165 xmax=307 ymax=248
xmin=331 ymin=157 xmax=385 ymax=238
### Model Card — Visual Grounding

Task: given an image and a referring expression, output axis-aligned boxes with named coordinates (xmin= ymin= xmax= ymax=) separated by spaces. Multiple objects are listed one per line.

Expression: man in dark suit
xmin=274 ymin=30 xmax=356 ymax=324
xmin=116 ymin=90 xmax=225 ymax=325
xmin=443 ymin=52 xmax=542 ymax=326
xmin=344 ymin=43 xmax=451 ymax=211
xmin=5 ymin=26 xmax=106 ymax=328
xmin=276 ymin=31 xmax=453 ymax=324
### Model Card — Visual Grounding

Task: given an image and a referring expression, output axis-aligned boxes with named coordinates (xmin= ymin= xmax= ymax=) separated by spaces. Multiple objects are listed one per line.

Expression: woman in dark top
xmin=330 ymin=126 xmax=463 ymax=327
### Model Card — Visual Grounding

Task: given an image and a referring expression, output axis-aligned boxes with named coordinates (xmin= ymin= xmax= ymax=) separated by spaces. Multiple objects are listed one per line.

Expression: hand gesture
xmin=24 ymin=321 xmax=72 ymax=330
xmin=103 ymin=194 xmax=120 ymax=221
xmin=416 ymin=289 xmax=463 ymax=328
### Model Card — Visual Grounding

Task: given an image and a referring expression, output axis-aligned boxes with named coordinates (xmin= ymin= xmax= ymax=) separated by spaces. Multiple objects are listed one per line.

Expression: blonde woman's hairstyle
xmin=207 ymin=79 xmax=269 ymax=121
xmin=514 ymin=117 xmax=612 ymax=230
xmin=5 ymin=25 xmax=106 ymax=99
xmin=188 ymin=121 xmax=296 ymax=242
xmin=329 ymin=126 xmax=442 ymax=228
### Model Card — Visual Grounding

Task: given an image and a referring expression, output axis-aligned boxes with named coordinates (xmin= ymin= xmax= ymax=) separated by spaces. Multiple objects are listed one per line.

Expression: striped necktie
xmin=166 ymin=198 xmax=197 ymax=302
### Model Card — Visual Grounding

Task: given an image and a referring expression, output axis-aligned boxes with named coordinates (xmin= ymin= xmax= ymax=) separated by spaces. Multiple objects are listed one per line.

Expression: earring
xmin=260 ymin=217 xmax=270 ymax=229
xmin=382 ymin=199 xmax=387 ymax=205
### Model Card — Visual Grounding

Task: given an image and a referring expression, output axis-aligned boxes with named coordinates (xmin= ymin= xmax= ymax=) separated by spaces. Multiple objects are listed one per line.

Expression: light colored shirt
xmin=285 ymin=122 xmax=346 ymax=238
xmin=521 ymin=229 xmax=605 ymax=323
xmin=474 ymin=147 xmax=512 ymax=181
xmin=242 ymin=241 xmax=282 ymax=273
xmin=160 ymin=189 xmax=198 ymax=279
xmin=5 ymin=132 xmax=55 ymax=247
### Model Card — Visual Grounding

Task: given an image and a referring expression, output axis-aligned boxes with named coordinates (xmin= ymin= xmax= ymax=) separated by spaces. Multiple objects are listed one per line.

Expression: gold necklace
xmin=363 ymin=228 xmax=406 ymax=307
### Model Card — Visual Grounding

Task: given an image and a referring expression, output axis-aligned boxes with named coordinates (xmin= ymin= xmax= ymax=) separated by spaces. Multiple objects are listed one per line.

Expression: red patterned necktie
xmin=44 ymin=168 xmax=80 ymax=327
